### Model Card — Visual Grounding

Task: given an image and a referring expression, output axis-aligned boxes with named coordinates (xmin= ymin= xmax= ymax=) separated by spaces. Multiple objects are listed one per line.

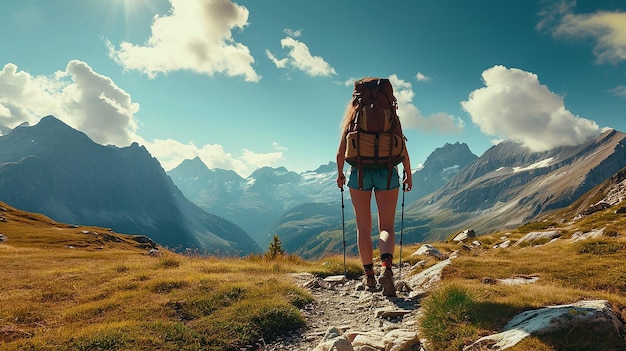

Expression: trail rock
xmin=570 ymin=228 xmax=605 ymax=242
xmin=412 ymin=244 xmax=445 ymax=259
xmin=465 ymin=300 xmax=623 ymax=350
xmin=404 ymin=256 xmax=453 ymax=296
xmin=515 ymin=230 xmax=561 ymax=246
xmin=382 ymin=329 xmax=421 ymax=351
xmin=452 ymin=229 xmax=476 ymax=242
xmin=313 ymin=327 xmax=353 ymax=351
xmin=352 ymin=331 xmax=385 ymax=349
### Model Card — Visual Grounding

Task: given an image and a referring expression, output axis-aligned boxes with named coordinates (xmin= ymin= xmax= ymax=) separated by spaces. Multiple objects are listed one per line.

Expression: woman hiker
xmin=336 ymin=77 xmax=413 ymax=297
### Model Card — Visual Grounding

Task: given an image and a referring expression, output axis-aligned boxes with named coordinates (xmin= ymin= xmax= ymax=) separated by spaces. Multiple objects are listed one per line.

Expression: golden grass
xmin=413 ymin=208 xmax=626 ymax=351
xmin=2 ymin=201 xmax=626 ymax=350
xmin=0 ymin=203 xmax=332 ymax=350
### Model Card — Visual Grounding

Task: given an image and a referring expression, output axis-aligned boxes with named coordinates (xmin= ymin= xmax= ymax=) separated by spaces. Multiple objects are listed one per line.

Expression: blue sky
xmin=1 ymin=0 xmax=625 ymax=177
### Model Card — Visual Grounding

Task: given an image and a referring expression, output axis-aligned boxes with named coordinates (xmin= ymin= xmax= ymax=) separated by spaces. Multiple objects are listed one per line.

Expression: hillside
xmin=3 ymin=173 xmax=626 ymax=350
xmin=0 ymin=201 xmax=316 ymax=350
xmin=404 ymin=129 xmax=626 ymax=242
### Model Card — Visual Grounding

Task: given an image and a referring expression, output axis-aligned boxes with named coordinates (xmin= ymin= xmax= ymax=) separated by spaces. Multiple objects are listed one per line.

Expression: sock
xmin=381 ymin=253 xmax=393 ymax=267
xmin=363 ymin=263 xmax=374 ymax=276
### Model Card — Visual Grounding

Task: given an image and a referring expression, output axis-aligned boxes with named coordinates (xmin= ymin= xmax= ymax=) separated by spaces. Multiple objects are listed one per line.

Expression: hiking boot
xmin=378 ymin=265 xmax=396 ymax=297
xmin=363 ymin=269 xmax=377 ymax=290
xmin=364 ymin=274 xmax=377 ymax=290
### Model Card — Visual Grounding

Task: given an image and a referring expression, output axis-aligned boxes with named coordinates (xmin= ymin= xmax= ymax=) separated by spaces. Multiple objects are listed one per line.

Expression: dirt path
xmin=261 ymin=267 xmax=424 ymax=350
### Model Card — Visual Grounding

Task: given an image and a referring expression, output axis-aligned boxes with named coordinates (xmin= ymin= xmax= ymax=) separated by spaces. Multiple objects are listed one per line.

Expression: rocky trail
xmin=259 ymin=235 xmax=625 ymax=351
xmin=262 ymin=263 xmax=426 ymax=351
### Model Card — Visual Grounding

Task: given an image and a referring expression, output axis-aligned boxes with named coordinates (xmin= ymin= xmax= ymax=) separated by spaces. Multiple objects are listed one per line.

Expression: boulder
xmin=313 ymin=327 xmax=353 ymax=351
xmin=412 ymin=244 xmax=445 ymax=259
xmin=515 ymin=230 xmax=561 ymax=246
xmin=452 ymin=229 xmax=476 ymax=242
xmin=465 ymin=300 xmax=623 ymax=350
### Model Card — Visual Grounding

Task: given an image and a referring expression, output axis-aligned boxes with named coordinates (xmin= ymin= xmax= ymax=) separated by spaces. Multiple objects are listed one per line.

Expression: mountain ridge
xmin=0 ymin=116 xmax=260 ymax=255
xmin=405 ymin=129 xmax=626 ymax=241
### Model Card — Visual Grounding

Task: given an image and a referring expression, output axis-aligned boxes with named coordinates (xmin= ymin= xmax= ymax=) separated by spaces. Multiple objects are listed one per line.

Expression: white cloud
xmin=107 ymin=0 xmax=260 ymax=82
xmin=266 ymin=37 xmax=336 ymax=77
xmin=541 ymin=3 xmax=626 ymax=64
xmin=61 ymin=61 xmax=140 ymax=146
xmin=611 ymin=85 xmax=626 ymax=98
xmin=389 ymin=74 xmax=464 ymax=134
xmin=0 ymin=61 xmax=283 ymax=177
xmin=284 ymin=28 xmax=302 ymax=38
xmin=461 ymin=65 xmax=601 ymax=152
xmin=416 ymin=72 xmax=430 ymax=82
xmin=0 ymin=61 xmax=139 ymax=145
xmin=241 ymin=149 xmax=284 ymax=169
xmin=265 ymin=49 xmax=289 ymax=69
xmin=140 ymin=138 xmax=285 ymax=176
xmin=142 ymin=138 xmax=248 ymax=173
xmin=272 ymin=142 xmax=288 ymax=151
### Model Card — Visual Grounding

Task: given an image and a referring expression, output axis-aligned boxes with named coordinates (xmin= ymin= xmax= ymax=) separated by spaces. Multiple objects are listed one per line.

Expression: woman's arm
xmin=402 ymin=153 xmax=413 ymax=192
xmin=336 ymin=138 xmax=347 ymax=188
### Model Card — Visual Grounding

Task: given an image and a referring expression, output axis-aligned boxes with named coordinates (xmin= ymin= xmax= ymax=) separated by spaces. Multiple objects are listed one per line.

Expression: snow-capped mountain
xmin=167 ymin=143 xmax=478 ymax=249
xmin=168 ymin=159 xmax=341 ymax=247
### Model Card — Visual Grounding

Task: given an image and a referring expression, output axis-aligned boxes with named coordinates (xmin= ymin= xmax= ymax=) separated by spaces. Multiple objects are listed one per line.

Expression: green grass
xmin=2 ymin=201 xmax=626 ymax=350
xmin=415 ymin=209 xmax=626 ymax=351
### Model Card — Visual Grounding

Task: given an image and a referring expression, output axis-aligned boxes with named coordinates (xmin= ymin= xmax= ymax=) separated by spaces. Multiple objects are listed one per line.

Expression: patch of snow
xmin=512 ymin=157 xmax=554 ymax=173
xmin=440 ymin=164 xmax=459 ymax=173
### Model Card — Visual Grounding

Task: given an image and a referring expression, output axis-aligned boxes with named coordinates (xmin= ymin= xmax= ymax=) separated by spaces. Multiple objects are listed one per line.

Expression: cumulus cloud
xmin=555 ymin=11 xmax=626 ymax=64
xmin=266 ymin=37 xmax=336 ymax=77
xmin=540 ymin=1 xmax=626 ymax=64
xmin=416 ymin=72 xmax=430 ymax=82
xmin=461 ymin=65 xmax=601 ymax=151
xmin=389 ymin=74 xmax=464 ymax=134
xmin=0 ymin=61 xmax=139 ymax=145
xmin=107 ymin=0 xmax=260 ymax=82
xmin=143 ymin=137 xmax=285 ymax=176
xmin=0 ymin=61 xmax=284 ymax=177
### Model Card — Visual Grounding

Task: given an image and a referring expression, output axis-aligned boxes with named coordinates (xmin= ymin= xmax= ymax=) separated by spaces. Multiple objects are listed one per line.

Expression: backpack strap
xmin=386 ymin=134 xmax=394 ymax=190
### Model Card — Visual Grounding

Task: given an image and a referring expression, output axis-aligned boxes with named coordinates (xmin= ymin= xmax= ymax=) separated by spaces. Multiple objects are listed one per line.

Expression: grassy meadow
xmin=1 ymin=200 xmax=626 ymax=350
xmin=0 ymin=202 xmax=365 ymax=350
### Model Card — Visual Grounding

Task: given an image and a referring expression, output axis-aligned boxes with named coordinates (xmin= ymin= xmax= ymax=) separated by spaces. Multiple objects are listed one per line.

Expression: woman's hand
xmin=337 ymin=173 xmax=346 ymax=188
xmin=403 ymin=171 xmax=413 ymax=192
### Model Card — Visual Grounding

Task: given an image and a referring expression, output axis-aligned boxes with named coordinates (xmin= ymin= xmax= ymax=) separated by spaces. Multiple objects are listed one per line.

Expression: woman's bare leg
xmin=374 ymin=188 xmax=399 ymax=256
xmin=350 ymin=188 xmax=373 ymax=265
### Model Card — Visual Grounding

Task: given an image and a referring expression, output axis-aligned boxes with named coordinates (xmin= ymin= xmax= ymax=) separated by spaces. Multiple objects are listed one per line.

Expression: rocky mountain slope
xmin=167 ymin=143 xmax=475 ymax=249
xmin=405 ymin=128 xmax=626 ymax=242
xmin=168 ymin=158 xmax=342 ymax=247
xmin=404 ymin=142 xmax=478 ymax=204
xmin=0 ymin=116 xmax=260 ymax=255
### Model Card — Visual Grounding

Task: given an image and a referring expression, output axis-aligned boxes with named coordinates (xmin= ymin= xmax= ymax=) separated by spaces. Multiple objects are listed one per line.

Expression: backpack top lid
xmin=352 ymin=77 xmax=396 ymax=109
xmin=351 ymin=77 xmax=398 ymax=132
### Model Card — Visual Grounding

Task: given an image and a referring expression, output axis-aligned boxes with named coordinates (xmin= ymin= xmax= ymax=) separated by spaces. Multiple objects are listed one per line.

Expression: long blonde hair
xmin=339 ymin=100 xmax=356 ymax=139
xmin=339 ymin=77 xmax=385 ymax=139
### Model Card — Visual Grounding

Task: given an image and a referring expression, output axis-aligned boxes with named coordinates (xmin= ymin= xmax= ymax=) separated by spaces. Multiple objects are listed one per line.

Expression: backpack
xmin=344 ymin=77 xmax=407 ymax=190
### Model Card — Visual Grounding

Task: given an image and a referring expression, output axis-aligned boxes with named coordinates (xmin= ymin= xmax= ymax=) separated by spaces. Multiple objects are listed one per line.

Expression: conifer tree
xmin=266 ymin=234 xmax=285 ymax=259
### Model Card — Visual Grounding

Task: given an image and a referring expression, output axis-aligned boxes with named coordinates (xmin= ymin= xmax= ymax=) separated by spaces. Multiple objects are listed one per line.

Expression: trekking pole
xmin=341 ymin=185 xmax=347 ymax=277
xmin=399 ymin=181 xmax=406 ymax=281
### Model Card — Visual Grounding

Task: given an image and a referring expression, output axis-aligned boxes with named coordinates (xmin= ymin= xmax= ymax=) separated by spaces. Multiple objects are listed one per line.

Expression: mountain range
xmin=0 ymin=116 xmax=260 ymax=255
xmin=2 ymin=116 xmax=626 ymax=258
xmin=402 ymin=128 xmax=626 ymax=242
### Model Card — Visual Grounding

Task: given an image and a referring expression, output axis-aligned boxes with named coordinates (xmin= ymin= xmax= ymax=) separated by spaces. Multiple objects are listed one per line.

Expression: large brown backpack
xmin=344 ymin=77 xmax=407 ymax=190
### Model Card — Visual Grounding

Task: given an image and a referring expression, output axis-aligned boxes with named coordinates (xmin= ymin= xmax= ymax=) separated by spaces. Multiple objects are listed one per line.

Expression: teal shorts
xmin=347 ymin=167 xmax=400 ymax=191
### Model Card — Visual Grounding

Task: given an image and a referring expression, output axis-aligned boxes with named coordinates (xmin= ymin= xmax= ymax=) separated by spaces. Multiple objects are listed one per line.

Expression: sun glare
xmin=102 ymin=0 xmax=163 ymax=38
